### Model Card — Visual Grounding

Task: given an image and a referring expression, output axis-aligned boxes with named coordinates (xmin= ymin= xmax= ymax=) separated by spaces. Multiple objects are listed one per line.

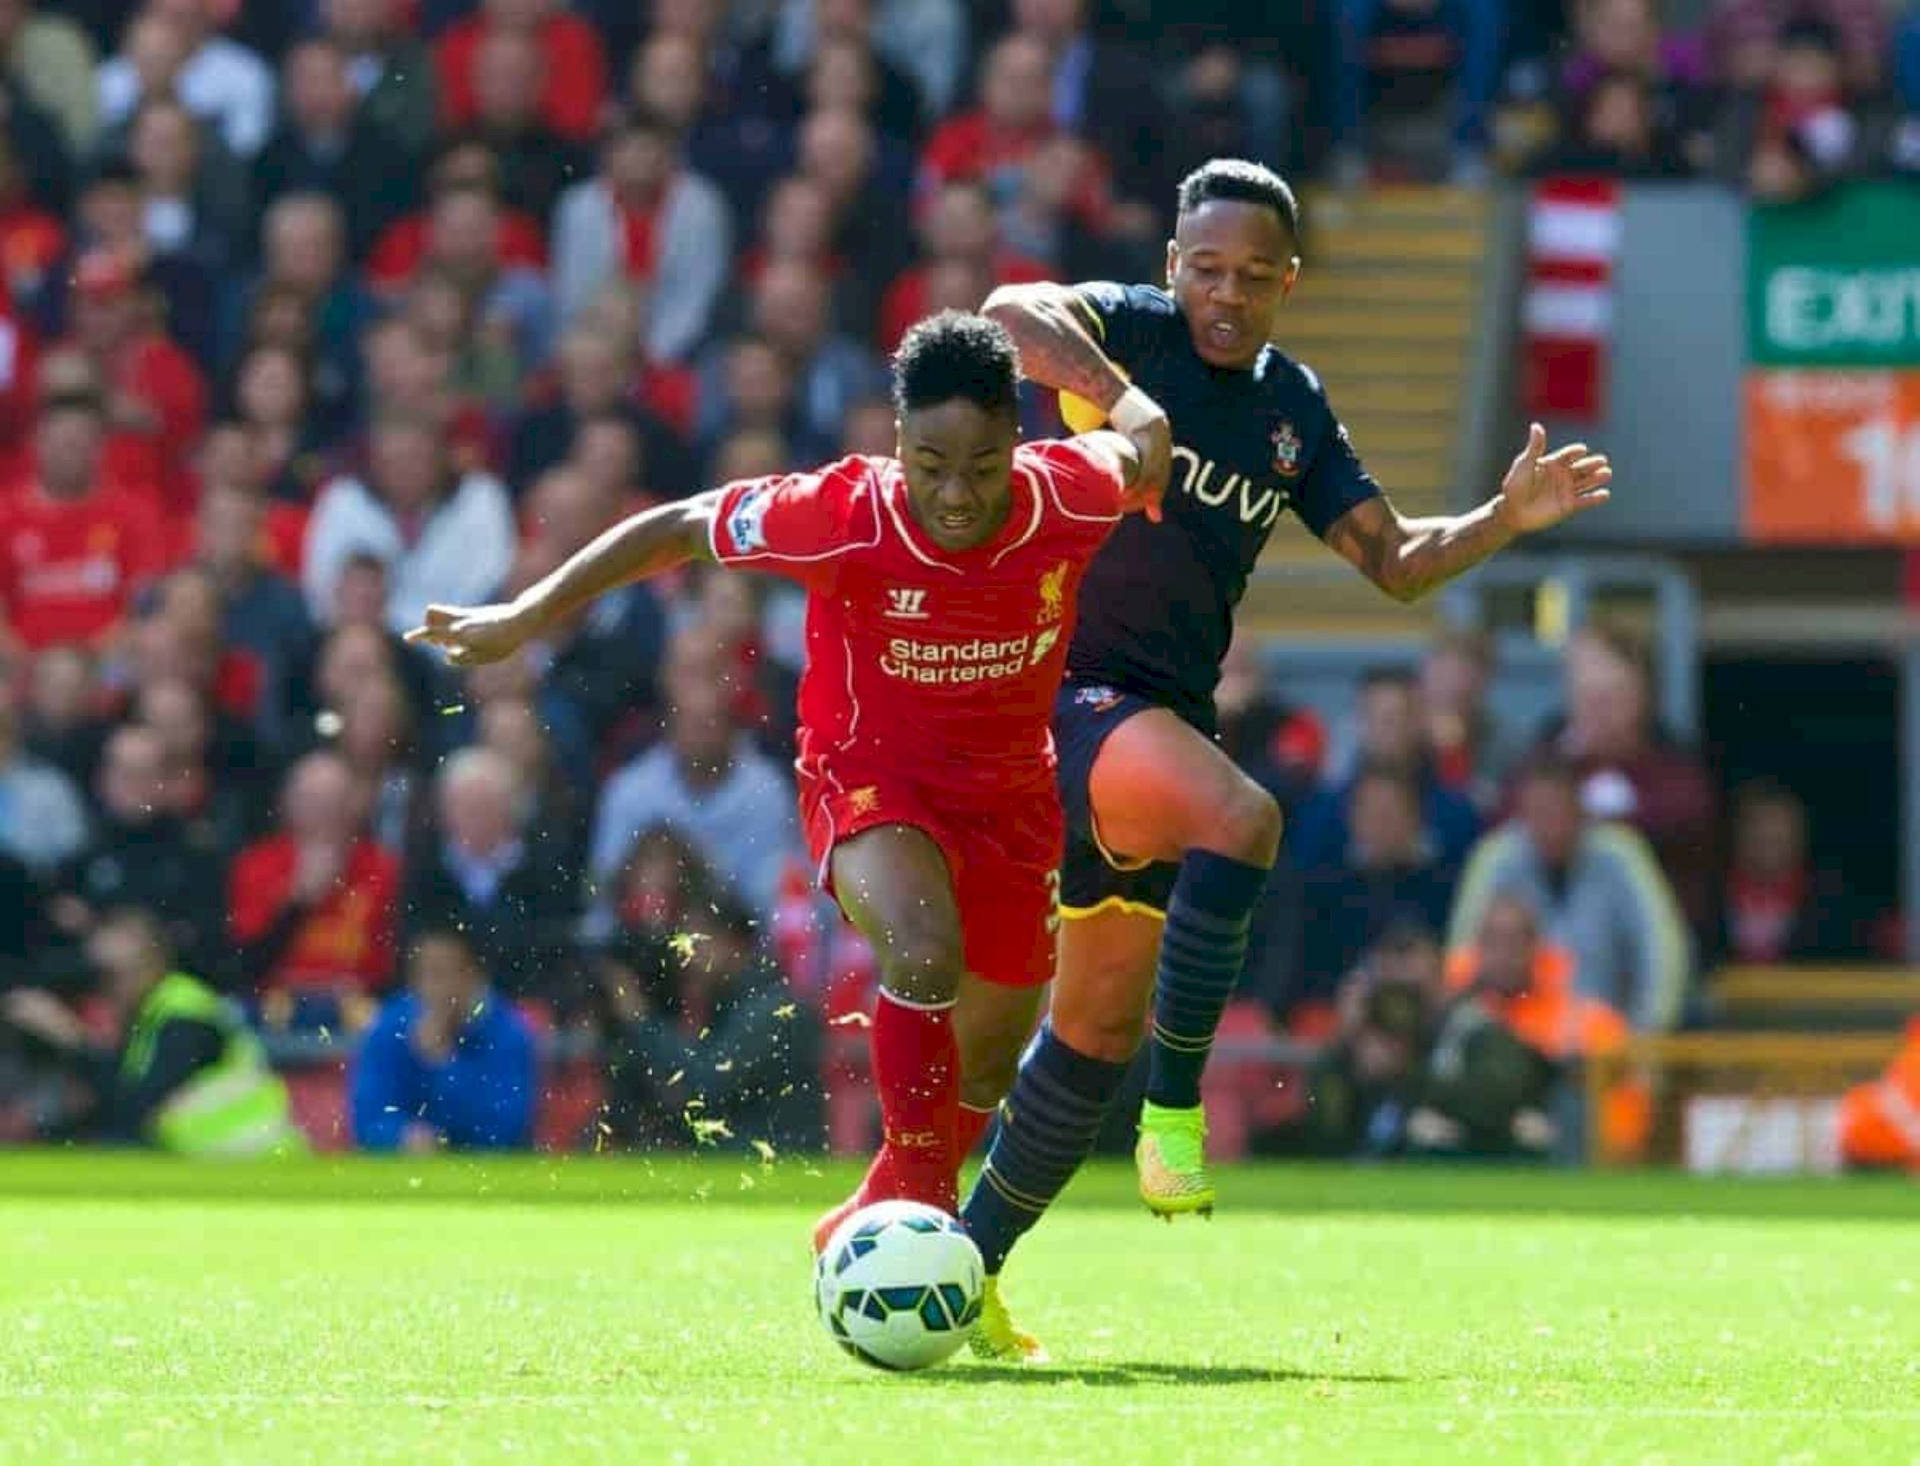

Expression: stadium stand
xmin=0 ymin=0 xmax=1915 ymax=1176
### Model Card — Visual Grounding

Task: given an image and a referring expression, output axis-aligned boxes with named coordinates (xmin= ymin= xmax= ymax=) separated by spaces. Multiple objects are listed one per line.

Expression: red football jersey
xmin=709 ymin=439 xmax=1126 ymax=796
xmin=0 ymin=482 xmax=165 ymax=649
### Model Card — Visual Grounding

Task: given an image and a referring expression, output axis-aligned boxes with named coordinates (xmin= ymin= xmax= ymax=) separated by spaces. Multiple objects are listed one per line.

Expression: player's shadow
xmin=952 ymin=1360 xmax=1409 ymax=1388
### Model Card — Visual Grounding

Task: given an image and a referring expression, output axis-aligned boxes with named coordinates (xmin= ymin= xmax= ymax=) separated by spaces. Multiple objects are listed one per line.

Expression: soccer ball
xmin=814 ymin=1200 xmax=984 ymax=1371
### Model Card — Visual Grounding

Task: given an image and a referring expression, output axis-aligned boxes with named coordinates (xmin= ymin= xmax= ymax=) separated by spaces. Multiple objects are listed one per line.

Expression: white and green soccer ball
xmin=814 ymin=1200 xmax=984 ymax=1371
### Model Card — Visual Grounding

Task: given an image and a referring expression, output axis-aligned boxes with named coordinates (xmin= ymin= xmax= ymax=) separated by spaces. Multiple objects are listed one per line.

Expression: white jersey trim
xmin=1026 ymin=443 xmax=1123 ymax=527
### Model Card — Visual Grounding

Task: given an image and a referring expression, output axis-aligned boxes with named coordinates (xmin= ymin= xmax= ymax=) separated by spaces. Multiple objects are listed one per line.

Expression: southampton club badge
xmin=1271 ymin=421 xmax=1303 ymax=479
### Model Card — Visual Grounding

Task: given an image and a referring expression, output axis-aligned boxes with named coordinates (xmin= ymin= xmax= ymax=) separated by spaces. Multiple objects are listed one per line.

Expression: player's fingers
xmin=1574 ymin=487 xmax=1612 ymax=509
xmin=406 ymin=606 xmax=457 ymax=642
xmin=1544 ymin=442 xmax=1589 ymax=465
xmin=1526 ymin=421 xmax=1547 ymax=460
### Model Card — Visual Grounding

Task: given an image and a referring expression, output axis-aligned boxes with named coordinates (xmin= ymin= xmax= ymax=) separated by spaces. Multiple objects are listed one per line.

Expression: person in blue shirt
xmin=1288 ymin=668 xmax=1483 ymax=871
xmin=351 ymin=923 xmax=536 ymax=1152
xmin=961 ymin=157 xmax=1614 ymax=1361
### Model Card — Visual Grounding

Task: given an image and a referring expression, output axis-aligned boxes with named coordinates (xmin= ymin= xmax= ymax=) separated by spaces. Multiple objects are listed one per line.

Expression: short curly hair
xmin=890 ymin=310 xmax=1020 ymax=418
xmin=1176 ymin=158 xmax=1301 ymax=251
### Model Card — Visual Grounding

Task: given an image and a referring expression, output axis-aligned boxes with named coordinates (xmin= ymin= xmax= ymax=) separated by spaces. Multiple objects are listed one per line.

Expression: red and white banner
xmin=1521 ymin=176 xmax=1622 ymax=421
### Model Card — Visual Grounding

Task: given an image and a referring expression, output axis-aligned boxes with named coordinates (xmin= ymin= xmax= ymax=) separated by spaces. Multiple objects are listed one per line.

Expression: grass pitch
xmin=2 ymin=1155 xmax=1916 ymax=1466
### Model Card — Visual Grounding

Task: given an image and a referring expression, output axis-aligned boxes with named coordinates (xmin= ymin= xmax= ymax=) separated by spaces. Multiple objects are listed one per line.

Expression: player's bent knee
xmin=1053 ymin=999 xmax=1149 ymax=1065
xmin=876 ymin=932 xmax=966 ymax=1008
xmin=1202 ymin=780 xmax=1282 ymax=866
xmin=959 ymin=1064 xmax=1017 ymax=1111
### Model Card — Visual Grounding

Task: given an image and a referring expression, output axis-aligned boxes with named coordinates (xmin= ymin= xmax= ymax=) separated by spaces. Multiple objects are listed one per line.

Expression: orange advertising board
xmin=1744 ymin=370 xmax=1920 ymax=542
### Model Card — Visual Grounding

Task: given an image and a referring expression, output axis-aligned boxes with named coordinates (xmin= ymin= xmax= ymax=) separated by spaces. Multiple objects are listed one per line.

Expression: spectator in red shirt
xmin=467 ymin=25 xmax=591 ymax=225
xmin=228 ymin=747 xmax=401 ymax=1008
xmin=62 ymin=248 xmax=207 ymax=515
xmin=434 ymin=0 xmax=607 ymax=145
xmin=193 ymin=478 xmax=315 ymax=751
xmin=878 ymin=178 xmax=1049 ymax=353
xmin=364 ymin=138 xmax=548 ymax=294
xmin=1420 ymin=626 xmax=1521 ymax=813
xmin=1712 ymin=778 xmax=1859 ymax=963
xmin=0 ymin=386 xmax=164 ymax=655
xmin=63 ymin=162 xmax=220 ymax=387
xmin=919 ymin=33 xmax=1098 ymax=216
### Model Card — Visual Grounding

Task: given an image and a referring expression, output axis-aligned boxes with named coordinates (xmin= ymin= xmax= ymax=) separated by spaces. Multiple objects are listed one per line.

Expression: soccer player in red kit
xmin=406 ymin=312 xmax=1168 ymax=1254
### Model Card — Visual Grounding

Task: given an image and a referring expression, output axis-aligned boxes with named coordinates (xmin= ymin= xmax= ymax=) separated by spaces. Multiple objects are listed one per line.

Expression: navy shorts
xmin=1054 ymin=678 xmax=1179 ymax=917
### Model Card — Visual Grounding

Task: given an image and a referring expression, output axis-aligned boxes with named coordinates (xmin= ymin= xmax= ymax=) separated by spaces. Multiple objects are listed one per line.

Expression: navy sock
xmin=1145 ymin=849 xmax=1270 ymax=1110
xmin=961 ymin=1025 xmax=1130 ymax=1275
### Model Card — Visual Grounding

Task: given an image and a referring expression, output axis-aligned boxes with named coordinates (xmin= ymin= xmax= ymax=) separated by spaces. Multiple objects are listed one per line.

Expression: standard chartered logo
xmin=1765 ymin=266 xmax=1920 ymax=354
xmin=880 ymin=629 xmax=1061 ymax=685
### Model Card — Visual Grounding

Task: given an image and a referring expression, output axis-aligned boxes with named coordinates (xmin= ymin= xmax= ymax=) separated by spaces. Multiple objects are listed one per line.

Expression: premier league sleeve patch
xmin=728 ymin=486 xmax=772 ymax=553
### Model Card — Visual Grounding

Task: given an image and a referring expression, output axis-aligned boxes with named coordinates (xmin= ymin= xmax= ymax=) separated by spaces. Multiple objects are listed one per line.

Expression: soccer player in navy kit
xmin=960 ymin=160 xmax=1613 ymax=1361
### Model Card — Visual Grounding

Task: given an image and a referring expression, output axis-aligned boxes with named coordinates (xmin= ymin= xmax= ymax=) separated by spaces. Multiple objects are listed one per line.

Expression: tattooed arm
xmin=981 ymin=283 xmax=1135 ymax=409
xmin=981 ymin=282 xmax=1172 ymax=492
xmin=1324 ymin=425 xmax=1614 ymax=604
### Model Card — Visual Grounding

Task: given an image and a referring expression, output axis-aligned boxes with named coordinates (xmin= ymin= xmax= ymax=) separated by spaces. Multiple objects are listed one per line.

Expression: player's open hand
xmin=405 ymin=602 xmax=536 ymax=667
xmin=1498 ymin=423 xmax=1612 ymax=534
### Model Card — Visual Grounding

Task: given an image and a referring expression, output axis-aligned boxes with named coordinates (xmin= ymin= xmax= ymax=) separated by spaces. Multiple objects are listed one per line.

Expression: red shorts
xmin=797 ymin=760 xmax=1063 ymax=989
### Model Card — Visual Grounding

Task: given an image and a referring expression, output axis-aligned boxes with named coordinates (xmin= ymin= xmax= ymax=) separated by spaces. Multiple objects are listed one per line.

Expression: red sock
xmin=862 ymin=988 xmax=960 ymax=1213
xmin=955 ymin=1102 xmax=994 ymax=1159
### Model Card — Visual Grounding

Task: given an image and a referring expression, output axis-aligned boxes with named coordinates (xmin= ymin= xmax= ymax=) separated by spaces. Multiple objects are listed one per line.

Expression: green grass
xmin=3 ymin=1154 xmax=1917 ymax=1466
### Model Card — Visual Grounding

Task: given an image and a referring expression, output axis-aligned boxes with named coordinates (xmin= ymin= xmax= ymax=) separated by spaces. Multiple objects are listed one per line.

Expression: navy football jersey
xmin=1064 ymin=281 xmax=1381 ymax=724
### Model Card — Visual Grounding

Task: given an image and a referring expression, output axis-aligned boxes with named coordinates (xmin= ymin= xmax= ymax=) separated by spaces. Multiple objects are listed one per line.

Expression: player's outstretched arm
xmin=407 ymin=492 xmax=723 ymax=665
xmin=1323 ymin=424 xmax=1612 ymax=604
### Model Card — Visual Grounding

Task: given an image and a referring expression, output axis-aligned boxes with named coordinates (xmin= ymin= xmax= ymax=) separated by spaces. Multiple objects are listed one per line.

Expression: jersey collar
xmin=880 ymin=459 xmax=1040 ymax=573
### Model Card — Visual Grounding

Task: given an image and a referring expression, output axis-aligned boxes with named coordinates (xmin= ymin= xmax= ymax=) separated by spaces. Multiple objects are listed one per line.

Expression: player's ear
xmin=1163 ymin=238 xmax=1178 ymax=290
xmin=1282 ymin=256 xmax=1303 ymax=299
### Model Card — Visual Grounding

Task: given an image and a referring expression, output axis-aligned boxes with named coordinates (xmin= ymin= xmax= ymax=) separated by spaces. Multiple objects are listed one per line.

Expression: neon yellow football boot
xmin=968 ymin=1276 xmax=1048 ymax=1364
xmin=1135 ymin=1100 xmax=1215 ymax=1217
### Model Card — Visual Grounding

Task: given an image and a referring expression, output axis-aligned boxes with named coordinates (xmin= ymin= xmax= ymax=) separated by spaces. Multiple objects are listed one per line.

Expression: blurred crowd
xmin=1499 ymin=0 xmax=1920 ymax=201
xmin=0 ymin=0 xmax=1906 ymax=1160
